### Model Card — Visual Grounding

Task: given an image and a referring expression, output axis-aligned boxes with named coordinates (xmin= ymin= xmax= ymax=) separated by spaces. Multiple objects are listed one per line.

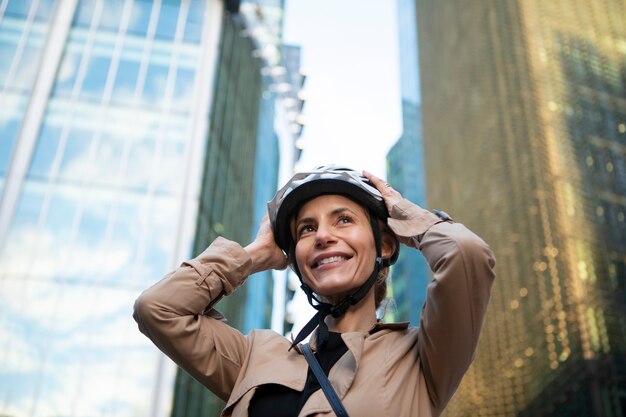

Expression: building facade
xmin=384 ymin=0 xmax=429 ymax=325
xmin=0 ymin=0 xmax=229 ymax=416
xmin=169 ymin=2 xmax=307 ymax=415
xmin=416 ymin=1 xmax=626 ymax=416
xmin=169 ymin=9 xmax=271 ymax=415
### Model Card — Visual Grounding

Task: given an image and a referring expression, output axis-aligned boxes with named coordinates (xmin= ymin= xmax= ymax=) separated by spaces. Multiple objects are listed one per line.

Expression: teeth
xmin=317 ymin=256 xmax=346 ymax=267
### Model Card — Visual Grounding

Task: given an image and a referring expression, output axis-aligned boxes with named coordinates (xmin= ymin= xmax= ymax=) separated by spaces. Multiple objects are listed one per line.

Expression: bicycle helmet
xmin=268 ymin=165 xmax=400 ymax=349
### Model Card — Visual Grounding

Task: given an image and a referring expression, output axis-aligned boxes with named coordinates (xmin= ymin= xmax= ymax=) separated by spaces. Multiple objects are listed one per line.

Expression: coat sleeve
xmin=133 ymin=237 xmax=254 ymax=401
xmin=387 ymin=199 xmax=496 ymax=410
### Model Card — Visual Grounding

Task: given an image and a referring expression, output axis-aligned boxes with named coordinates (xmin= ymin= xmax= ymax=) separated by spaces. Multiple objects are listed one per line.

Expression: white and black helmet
xmin=268 ymin=165 xmax=398 ymax=265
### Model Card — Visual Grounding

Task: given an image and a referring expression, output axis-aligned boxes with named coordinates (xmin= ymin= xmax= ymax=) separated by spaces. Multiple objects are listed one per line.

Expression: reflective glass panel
xmin=112 ymin=56 xmax=140 ymax=102
xmin=141 ymin=62 xmax=168 ymax=106
xmin=57 ymin=127 xmax=93 ymax=182
xmin=80 ymin=54 xmax=111 ymax=100
xmin=183 ymin=0 xmax=204 ymax=43
xmin=127 ymin=0 xmax=152 ymax=37
xmin=53 ymin=48 xmax=82 ymax=96
xmin=98 ymin=0 xmax=125 ymax=33
xmin=0 ymin=93 xmax=26 ymax=175
xmin=90 ymin=133 xmax=125 ymax=186
xmin=6 ymin=181 xmax=44 ymax=236
xmin=125 ymin=137 xmax=154 ymax=190
xmin=34 ymin=0 xmax=55 ymax=21
xmin=12 ymin=41 xmax=43 ymax=91
xmin=73 ymin=0 xmax=97 ymax=27
xmin=155 ymin=0 xmax=180 ymax=40
xmin=172 ymin=67 xmax=195 ymax=111
xmin=155 ymin=139 xmax=184 ymax=192
xmin=29 ymin=120 xmax=62 ymax=179
xmin=5 ymin=0 xmax=33 ymax=18
xmin=0 ymin=27 xmax=19 ymax=87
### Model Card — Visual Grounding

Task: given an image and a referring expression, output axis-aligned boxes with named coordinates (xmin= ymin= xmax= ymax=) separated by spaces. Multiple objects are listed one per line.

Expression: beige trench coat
xmin=134 ymin=199 xmax=496 ymax=417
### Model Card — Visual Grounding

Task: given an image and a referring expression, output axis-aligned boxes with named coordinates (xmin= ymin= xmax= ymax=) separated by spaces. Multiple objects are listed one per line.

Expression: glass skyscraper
xmin=0 ymin=1 xmax=228 ymax=416
xmin=384 ymin=0 xmax=429 ymax=325
xmin=168 ymin=3 xmax=303 ymax=416
xmin=415 ymin=1 xmax=626 ymax=416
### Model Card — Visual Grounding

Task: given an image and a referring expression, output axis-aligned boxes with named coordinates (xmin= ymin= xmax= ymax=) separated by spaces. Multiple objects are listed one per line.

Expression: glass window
xmin=155 ymin=139 xmax=184 ymax=192
xmin=108 ymin=197 xmax=141 ymax=277
xmin=53 ymin=48 xmax=82 ymax=96
xmin=34 ymin=0 xmax=55 ymax=21
xmin=12 ymin=43 xmax=43 ymax=91
xmin=58 ymin=127 xmax=93 ymax=182
xmin=141 ymin=195 xmax=177 ymax=279
xmin=0 ymin=36 xmax=18 ymax=88
xmin=141 ymin=62 xmax=168 ymax=106
xmin=91 ymin=133 xmax=124 ymax=186
xmin=44 ymin=190 xmax=79 ymax=244
xmin=5 ymin=0 xmax=33 ymax=18
xmin=98 ymin=0 xmax=125 ymax=33
xmin=9 ymin=181 xmax=45 ymax=231
xmin=80 ymin=54 xmax=111 ymax=100
xmin=76 ymin=197 xmax=110 ymax=253
xmin=73 ymin=0 xmax=97 ymax=27
xmin=111 ymin=57 xmax=140 ymax=102
xmin=0 ymin=118 xmax=19 ymax=174
xmin=172 ymin=67 xmax=195 ymax=111
xmin=155 ymin=0 xmax=180 ymax=40
xmin=0 ymin=95 xmax=24 ymax=174
xmin=28 ymin=123 xmax=62 ymax=179
xmin=125 ymin=138 xmax=154 ymax=190
xmin=183 ymin=0 xmax=204 ymax=43
xmin=127 ymin=0 xmax=153 ymax=37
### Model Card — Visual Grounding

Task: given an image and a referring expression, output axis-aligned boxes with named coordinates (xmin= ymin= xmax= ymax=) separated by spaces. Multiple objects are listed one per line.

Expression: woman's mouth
xmin=313 ymin=255 xmax=350 ymax=269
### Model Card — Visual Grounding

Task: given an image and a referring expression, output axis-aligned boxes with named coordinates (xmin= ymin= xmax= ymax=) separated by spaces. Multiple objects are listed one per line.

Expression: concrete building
xmin=416 ymin=1 xmax=626 ymax=416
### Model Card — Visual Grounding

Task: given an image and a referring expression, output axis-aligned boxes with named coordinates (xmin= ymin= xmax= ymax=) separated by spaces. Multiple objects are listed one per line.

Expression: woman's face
xmin=294 ymin=195 xmax=377 ymax=299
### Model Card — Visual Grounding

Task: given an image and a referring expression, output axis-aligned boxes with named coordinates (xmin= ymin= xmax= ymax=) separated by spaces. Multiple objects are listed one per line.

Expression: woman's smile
xmin=311 ymin=252 xmax=352 ymax=269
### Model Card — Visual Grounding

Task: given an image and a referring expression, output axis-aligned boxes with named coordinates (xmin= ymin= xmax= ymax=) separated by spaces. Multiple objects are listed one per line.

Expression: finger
xmin=363 ymin=170 xmax=400 ymax=196
xmin=363 ymin=170 xmax=387 ymax=192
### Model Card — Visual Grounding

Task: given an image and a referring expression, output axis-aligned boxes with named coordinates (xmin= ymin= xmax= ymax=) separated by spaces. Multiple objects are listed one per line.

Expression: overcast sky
xmin=283 ymin=0 xmax=402 ymax=179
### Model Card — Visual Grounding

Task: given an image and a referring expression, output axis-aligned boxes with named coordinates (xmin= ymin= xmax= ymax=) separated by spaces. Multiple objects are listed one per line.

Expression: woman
xmin=134 ymin=165 xmax=496 ymax=416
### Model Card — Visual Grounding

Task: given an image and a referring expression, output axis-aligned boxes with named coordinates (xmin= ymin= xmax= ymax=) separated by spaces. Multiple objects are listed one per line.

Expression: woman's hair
xmin=374 ymin=266 xmax=390 ymax=309
xmin=374 ymin=220 xmax=395 ymax=309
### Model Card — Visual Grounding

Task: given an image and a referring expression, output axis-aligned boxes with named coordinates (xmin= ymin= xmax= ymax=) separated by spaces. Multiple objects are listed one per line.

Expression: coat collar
xmin=223 ymin=321 xmax=410 ymax=415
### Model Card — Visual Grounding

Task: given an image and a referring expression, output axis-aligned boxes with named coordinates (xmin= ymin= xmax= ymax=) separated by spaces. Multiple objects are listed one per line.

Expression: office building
xmin=0 ymin=0 xmax=239 ymax=416
xmin=416 ymin=1 xmax=626 ymax=416
xmin=385 ymin=0 xmax=429 ymax=325
xmin=169 ymin=2 xmax=305 ymax=416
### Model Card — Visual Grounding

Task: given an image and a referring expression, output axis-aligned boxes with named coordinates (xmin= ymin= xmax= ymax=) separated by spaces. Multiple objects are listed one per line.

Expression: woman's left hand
xmin=363 ymin=170 xmax=404 ymax=214
xmin=245 ymin=213 xmax=289 ymax=273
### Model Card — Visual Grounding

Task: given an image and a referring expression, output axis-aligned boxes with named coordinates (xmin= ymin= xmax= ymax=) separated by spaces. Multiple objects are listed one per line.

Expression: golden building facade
xmin=415 ymin=1 xmax=626 ymax=416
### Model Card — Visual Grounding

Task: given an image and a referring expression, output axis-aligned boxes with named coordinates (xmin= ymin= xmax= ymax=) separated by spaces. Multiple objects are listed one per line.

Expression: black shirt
xmin=248 ymin=332 xmax=349 ymax=417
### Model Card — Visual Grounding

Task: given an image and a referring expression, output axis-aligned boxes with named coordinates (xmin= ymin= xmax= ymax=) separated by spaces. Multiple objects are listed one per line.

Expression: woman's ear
xmin=380 ymin=229 xmax=397 ymax=261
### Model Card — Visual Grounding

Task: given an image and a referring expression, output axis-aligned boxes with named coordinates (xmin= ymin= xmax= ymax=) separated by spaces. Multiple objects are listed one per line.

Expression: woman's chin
xmin=310 ymin=284 xmax=355 ymax=304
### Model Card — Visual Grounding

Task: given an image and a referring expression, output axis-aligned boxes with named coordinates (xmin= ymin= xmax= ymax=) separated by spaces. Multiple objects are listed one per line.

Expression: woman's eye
xmin=338 ymin=216 xmax=352 ymax=225
xmin=298 ymin=225 xmax=315 ymax=236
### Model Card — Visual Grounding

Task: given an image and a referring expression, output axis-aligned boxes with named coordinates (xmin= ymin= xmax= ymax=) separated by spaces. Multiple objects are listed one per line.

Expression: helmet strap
xmin=289 ymin=214 xmax=384 ymax=351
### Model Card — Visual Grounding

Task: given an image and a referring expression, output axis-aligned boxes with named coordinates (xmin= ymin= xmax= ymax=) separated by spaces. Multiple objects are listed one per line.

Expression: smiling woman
xmin=134 ymin=165 xmax=496 ymax=417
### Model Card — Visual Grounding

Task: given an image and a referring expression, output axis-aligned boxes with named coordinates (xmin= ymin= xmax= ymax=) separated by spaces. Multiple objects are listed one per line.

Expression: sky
xmin=282 ymin=0 xmax=403 ymax=179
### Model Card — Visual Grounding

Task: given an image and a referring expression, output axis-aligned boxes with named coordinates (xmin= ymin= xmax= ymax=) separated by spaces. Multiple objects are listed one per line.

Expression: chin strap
xmin=289 ymin=215 xmax=383 ymax=351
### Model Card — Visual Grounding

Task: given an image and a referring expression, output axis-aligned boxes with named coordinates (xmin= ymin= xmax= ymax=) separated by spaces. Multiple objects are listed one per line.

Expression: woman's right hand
xmin=363 ymin=170 xmax=404 ymax=214
xmin=245 ymin=213 xmax=289 ymax=273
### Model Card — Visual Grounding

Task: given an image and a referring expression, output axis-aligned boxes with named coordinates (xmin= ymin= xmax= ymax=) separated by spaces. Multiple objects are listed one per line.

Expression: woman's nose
xmin=314 ymin=224 xmax=336 ymax=247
